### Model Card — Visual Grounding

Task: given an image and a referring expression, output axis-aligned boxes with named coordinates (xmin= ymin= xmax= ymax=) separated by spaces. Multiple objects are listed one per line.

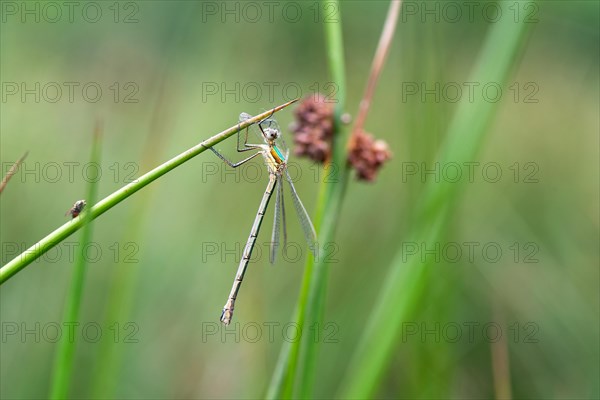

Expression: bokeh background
xmin=1 ymin=1 xmax=598 ymax=399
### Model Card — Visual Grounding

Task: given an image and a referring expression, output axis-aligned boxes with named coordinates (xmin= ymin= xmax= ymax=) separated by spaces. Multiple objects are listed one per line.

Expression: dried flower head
xmin=348 ymin=131 xmax=392 ymax=182
xmin=291 ymin=94 xmax=335 ymax=163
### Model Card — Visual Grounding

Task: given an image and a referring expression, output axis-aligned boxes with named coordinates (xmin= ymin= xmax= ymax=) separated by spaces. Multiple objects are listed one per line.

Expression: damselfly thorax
xmin=262 ymin=142 xmax=287 ymax=174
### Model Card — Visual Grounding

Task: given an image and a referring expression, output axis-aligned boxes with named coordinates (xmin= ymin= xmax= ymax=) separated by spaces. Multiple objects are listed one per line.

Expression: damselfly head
xmin=263 ymin=127 xmax=280 ymax=141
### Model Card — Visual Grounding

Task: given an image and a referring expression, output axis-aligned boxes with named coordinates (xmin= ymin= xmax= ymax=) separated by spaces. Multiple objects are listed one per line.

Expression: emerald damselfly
xmin=210 ymin=111 xmax=317 ymax=325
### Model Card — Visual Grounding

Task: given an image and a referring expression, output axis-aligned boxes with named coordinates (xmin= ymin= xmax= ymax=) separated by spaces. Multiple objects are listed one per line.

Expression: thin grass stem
xmin=0 ymin=151 xmax=28 ymax=194
xmin=0 ymin=99 xmax=298 ymax=285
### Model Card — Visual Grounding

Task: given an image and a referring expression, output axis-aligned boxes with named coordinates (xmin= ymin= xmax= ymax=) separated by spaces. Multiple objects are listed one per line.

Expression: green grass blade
xmin=49 ymin=122 xmax=102 ymax=399
xmin=339 ymin=10 xmax=532 ymax=399
xmin=266 ymin=2 xmax=348 ymax=398
xmin=0 ymin=99 xmax=298 ymax=285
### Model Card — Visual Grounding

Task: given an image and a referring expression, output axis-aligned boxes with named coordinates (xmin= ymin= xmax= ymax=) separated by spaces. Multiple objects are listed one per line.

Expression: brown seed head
xmin=348 ymin=131 xmax=392 ymax=182
xmin=291 ymin=94 xmax=335 ymax=163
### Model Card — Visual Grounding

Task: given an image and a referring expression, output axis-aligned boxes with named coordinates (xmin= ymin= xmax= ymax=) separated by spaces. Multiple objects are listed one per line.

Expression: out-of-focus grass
xmin=340 ymin=11 xmax=531 ymax=397
xmin=90 ymin=79 xmax=170 ymax=398
xmin=50 ymin=122 xmax=102 ymax=399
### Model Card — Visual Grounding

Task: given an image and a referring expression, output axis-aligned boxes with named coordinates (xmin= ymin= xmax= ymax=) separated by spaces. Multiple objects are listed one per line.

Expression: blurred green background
xmin=1 ymin=1 xmax=598 ymax=399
